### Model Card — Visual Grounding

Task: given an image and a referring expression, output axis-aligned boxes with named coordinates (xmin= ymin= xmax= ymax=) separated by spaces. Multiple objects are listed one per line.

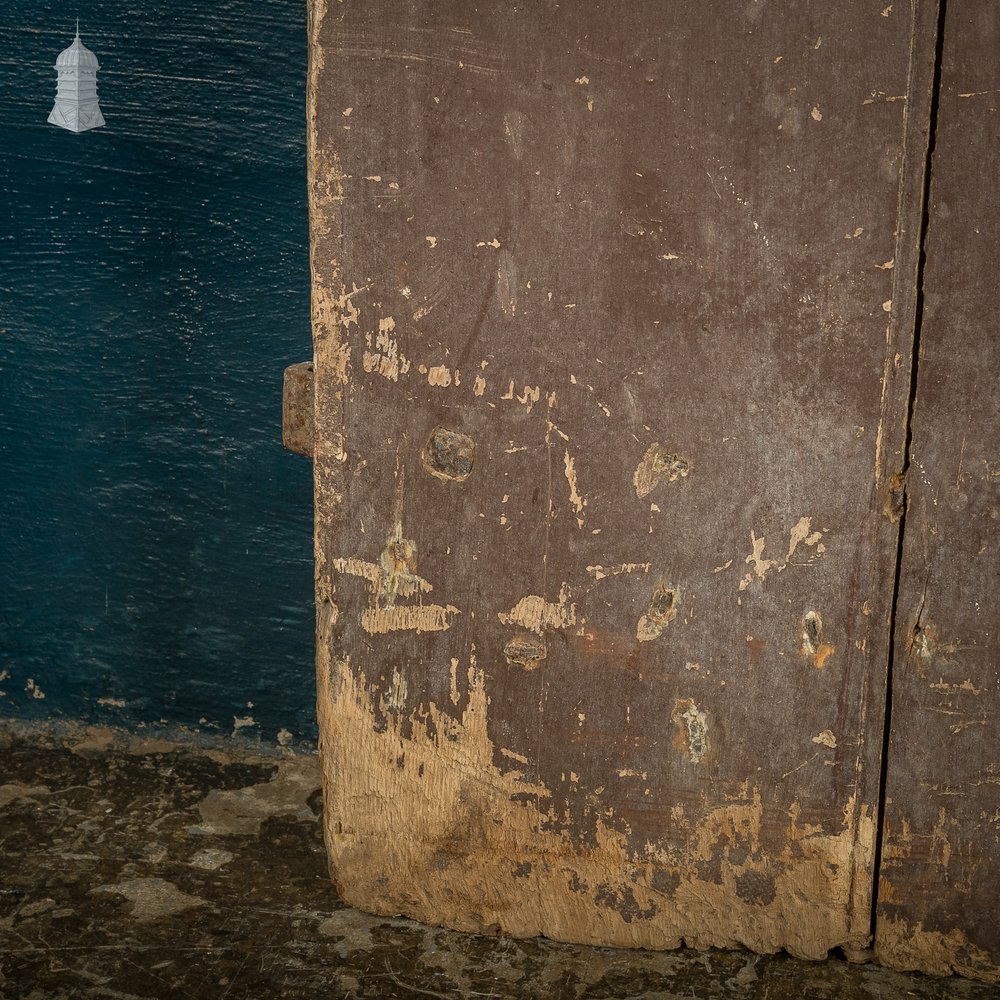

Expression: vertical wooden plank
xmin=876 ymin=2 xmax=1000 ymax=984
xmin=308 ymin=1 xmax=938 ymax=958
xmin=2 ymin=5 xmax=315 ymax=738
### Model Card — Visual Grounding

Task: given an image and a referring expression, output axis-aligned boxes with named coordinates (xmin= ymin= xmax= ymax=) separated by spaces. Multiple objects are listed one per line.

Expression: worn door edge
xmin=871 ymin=0 xmax=1000 ymax=984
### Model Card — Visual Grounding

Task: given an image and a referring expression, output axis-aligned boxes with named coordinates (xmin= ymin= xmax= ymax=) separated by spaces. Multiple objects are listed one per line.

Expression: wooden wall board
xmin=2 ymin=3 xmax=316 ymax=741
xmin=875 ymin=3 xmax=1000 ymax=984
xmin=306 ymin=1 xmax=939 ymax=958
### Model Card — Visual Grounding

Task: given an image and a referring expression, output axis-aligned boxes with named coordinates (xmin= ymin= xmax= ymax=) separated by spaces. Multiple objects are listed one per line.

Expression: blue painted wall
xmin=0 ymin=1 xmax=316 ymax=745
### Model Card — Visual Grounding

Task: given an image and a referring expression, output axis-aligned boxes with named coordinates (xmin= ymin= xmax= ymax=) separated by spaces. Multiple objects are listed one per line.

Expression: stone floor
xmin=0 ymin=725 xmax=996 ymax=1000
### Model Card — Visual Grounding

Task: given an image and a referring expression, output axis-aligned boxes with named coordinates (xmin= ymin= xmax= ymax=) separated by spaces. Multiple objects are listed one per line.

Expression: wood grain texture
xmin=309 ymin=0 xmax=938 ymax=957
xmin=875 ymin=2 xmax=1000 ymax=984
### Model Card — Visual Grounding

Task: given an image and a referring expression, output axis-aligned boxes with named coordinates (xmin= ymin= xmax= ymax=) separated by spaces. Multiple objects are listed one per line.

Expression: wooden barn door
xmin=299 ymin=1 xmax=989 ymax=975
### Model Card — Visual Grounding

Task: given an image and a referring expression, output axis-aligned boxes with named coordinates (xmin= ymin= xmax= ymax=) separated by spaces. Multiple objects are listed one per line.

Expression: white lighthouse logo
xmin=48 ymin=20 xmax=106 ymax=133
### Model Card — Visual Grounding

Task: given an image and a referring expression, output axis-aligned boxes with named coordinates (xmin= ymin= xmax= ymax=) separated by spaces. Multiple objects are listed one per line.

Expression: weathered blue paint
xmin=0 ymin=1 xmax=316 ymax=744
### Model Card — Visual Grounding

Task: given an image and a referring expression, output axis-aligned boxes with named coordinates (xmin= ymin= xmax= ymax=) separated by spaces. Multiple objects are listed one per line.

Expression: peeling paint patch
xmin=739 ymin=519 xmax=826 ymax=590
xmin=786 ymin=517 xmax=825 ymax=562
xmin=319 ymin=658 xmax=877 ymax=958
xmin=586 ymin=563 xmax=651 ymax=581
xmin=387 ymin=668 xmax=408 ymax=711
xmin=812 ymin=730 xmax=837 ymax=749
xmin=740 ymin=532 xmax=777 ymax=590
xmin=362 ymin=316 xmax=411 ymax=382
xmin=501 ymin=380 xmax=542 ymax=413
xmin=929 ymin=676 xmax=983 ymax=695
xmin=501 ymin=746 xmax=530 ymax=766
xmin=499 ymin=584 xmax=575 ymax=634
xmin=877 ymin=915 xmax=999 ymax=982
xmin=337 ymin=525 xmax=458 ymax=636
xmin=427 ymin=365 xmax=454 ymax=387
xmin=312 ymin=279 xmax=366 ymax=386
xmin=333 ymin=556 xmax=433 ymax=600
xmin=564 ymin=451 xmax=586 ymax=527
xmin=672 ymin=699 xmax=709 ymax=763
xmin=633 ymin=444 xmax=690 ymax=498
xmin=361 ymin=604 xmax=458 ymax=636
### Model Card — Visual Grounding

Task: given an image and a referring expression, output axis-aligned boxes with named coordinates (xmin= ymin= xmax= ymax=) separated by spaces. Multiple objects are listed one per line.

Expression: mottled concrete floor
xmin=0 ymin=727 xmax=996 ymax=1000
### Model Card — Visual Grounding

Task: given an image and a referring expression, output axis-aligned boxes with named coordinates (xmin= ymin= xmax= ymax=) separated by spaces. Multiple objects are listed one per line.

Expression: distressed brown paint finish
xmin=307 ymin=1 xmax=937 ymax=957
xmin=876 ymin=4 xmax=1000 ymax=985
